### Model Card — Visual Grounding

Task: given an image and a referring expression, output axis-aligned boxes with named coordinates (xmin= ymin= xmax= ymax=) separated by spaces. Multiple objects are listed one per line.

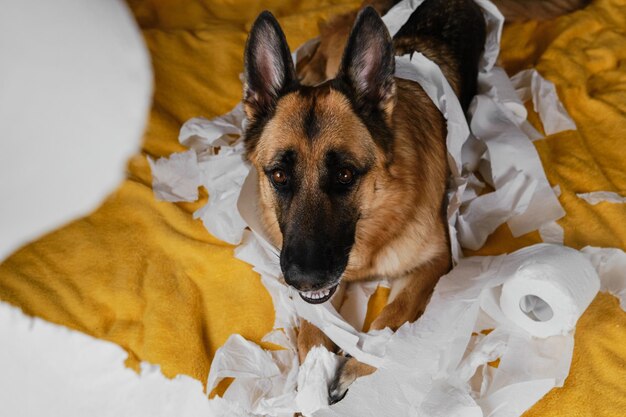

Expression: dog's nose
xmin=281 ymin=237 xmax=335 ymax=291
xmin=283 ymin=263 xmax=329 ymax=291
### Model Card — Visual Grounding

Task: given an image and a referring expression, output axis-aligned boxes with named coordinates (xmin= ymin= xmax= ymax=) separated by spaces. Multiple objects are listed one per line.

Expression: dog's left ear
xmin=243 ymin=11 xmax=297 ymax=122
xmin=338 ymin=7 xmax=395 ymax=122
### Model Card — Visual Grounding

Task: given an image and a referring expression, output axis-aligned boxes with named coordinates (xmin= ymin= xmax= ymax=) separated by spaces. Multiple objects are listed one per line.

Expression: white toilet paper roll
xmin=500 ymin=245 xmax=600 ymax=338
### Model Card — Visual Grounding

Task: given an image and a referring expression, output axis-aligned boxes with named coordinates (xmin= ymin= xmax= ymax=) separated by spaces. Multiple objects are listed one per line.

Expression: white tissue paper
xmin=582 ymin=247 xmax=626 ymax=310
xmin=576 ymin=191 xmax=626 ymax=205
xmin=509 ymin=69 xmax=577 ymax=136
xmin=146 ymin=0 xmax=625 ymax=416
xmin=150 ymin=104 xmax=250 ymax=245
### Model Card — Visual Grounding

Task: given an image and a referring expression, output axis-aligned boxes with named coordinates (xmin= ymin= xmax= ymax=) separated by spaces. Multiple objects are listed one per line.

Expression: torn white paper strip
xmin=582 ymin=246 xmax=626 ymax=310
xmin=179 ymin=103 xmax=247 ymax=151
xmin=538 ymin=220 xmax=565 ymax=244
xmin=577 ymin=191 xmax=626 ymax=205
xmin=510 ymin=69 xmax=577 ymax=135
xmin=382 ymin=0 xmax=427 ymax=36
xmin=538 ymin=186 xmax=565 ymax=244
xmin=194 ymin=142 xmax=249 ymax=245
xmin=468 ymin=82 xmax=565 ymax=240
xmin=482 ymin=66 xmax=527 ymax=123
xmin=456 ymin=170 xmax=537 ymax=250
xmin=208 ymin=332 xmax=299 ymax=416
xmin=395 ymin=54 xmax=468 ymax=179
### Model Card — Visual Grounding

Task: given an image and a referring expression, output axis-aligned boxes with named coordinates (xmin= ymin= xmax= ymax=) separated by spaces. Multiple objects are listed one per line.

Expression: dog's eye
xmin=271 ymin=169 xmax=288 ymax=186
xmin=336 ymin=168 xmax=354 ymax=185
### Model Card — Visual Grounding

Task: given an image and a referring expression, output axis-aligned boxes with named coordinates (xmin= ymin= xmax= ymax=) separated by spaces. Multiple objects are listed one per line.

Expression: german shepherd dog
xmin=241 ymin=0 xmax=588 ymax=404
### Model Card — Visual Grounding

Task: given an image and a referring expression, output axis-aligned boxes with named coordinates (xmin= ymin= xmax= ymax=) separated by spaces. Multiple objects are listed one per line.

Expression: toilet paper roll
xmin=500 ymin=246 xmax=600 ymax=338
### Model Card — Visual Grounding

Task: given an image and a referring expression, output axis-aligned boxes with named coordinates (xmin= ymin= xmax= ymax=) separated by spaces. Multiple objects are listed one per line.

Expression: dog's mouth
xmin=298 ymin=283 xmax=339 ymax=304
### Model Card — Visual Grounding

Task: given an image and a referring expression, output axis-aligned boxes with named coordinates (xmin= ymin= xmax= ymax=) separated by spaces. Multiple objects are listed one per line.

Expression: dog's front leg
xmin=368 ymin=256 xmax=448 ymax=332
xmin=297 ymin=319 xmax=335 ymax=363
xmin=328 ymin=252 xmax=450 ymax=403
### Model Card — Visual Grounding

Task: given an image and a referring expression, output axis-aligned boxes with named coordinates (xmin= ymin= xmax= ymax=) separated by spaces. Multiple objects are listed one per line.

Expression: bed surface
xmin=1 ymin=0 xmax=625 ymax=415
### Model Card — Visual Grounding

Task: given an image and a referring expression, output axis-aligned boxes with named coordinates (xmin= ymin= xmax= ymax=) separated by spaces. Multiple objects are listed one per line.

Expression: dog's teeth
xmin=300 ymin=287 xmax=334 ymax=301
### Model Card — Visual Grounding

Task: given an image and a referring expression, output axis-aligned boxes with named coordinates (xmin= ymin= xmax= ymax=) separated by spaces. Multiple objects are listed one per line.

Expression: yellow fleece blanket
xmin=1 ymin=0 xmax=625 ymax=415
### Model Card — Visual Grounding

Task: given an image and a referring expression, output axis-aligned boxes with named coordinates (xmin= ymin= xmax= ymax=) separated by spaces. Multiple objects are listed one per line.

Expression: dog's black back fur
xmin=393 ymin=0 xmax=486 ymax=109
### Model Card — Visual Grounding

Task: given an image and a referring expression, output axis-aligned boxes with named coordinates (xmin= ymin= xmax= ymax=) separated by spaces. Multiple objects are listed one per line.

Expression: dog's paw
xmin=328 ymin=357 xmax=376 ymax=404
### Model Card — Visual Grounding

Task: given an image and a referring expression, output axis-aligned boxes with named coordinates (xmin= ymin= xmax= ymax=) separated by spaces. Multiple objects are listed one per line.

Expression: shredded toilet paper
xmin=208 ymin=243 xmax=616 ymax=417
xmin=582 ymin=247 xmax=626 ymax=310
xmin=509 ymin=69 xmax=577 ymax=136
xmin=576 ymin=191 xmax=626 ymax=205
xmin=145 ymin=0 xmax=624 ymax=416
xmin=148 ymin=150 xmax=201 ymax=202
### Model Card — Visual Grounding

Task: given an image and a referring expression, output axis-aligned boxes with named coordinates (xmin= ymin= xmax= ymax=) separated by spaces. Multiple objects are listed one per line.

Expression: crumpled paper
xmin=149 ymin=104 xmax=249 ymax=245
xmin=149 ymin=150 xmax=201 ymax=202
xmin=147 ymin=0 xmax=619 ymax=416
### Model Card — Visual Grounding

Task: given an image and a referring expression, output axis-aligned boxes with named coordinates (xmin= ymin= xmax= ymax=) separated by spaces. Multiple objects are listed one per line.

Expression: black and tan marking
xmin=241 ymin=0 xmax=590 ymax=404
xmin=242 ymin=0 xmax=488 ymax=404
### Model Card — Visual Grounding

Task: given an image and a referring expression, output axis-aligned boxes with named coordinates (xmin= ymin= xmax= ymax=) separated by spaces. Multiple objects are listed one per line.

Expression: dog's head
xmin=242 ymin=7 xmax=395 ymax=304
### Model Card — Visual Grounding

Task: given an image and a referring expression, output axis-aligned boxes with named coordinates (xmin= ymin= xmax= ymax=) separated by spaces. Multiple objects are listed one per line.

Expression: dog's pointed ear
xmin=243 ymin=11 xmax=297 ymax=122
xmin=338 ymin=7 xmax=395 ymax=121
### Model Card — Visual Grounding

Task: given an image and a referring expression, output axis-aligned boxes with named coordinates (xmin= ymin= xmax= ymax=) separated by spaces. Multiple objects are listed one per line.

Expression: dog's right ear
xmin=337 ymin=7 xmax=395 ymax=122
xmin=243 ymin=11 xmax=297 ymax=122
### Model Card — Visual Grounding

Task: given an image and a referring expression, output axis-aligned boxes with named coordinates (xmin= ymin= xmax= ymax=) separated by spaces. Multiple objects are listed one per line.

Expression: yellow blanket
xmin=1 ymin=0 xmax=625 ymax=415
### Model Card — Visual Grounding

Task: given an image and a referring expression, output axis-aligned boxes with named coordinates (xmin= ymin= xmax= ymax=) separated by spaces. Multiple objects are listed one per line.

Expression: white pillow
xmin=0 ymin=0 xmax=153 ymax=260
